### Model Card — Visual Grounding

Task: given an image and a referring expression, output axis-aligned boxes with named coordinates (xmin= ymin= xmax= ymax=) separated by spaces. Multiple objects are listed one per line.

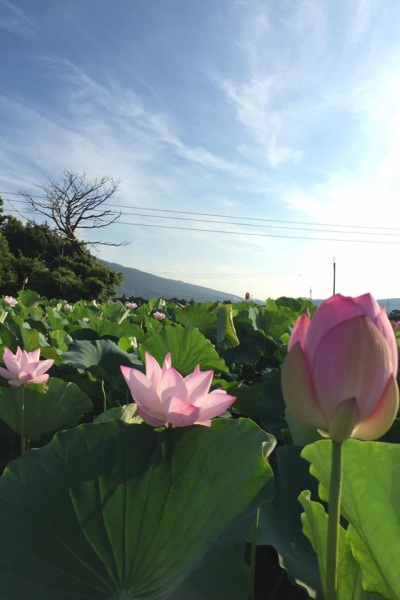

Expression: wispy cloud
xmin=0 ymin=0 xmax=36 ymax=37
xmin=2 ymin=0 xmax=400 ymax=300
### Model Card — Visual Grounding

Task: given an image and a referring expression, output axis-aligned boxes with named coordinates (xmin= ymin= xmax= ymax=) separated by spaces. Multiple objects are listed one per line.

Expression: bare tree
xmin=21 ymin=170 xmax=128 ymax=255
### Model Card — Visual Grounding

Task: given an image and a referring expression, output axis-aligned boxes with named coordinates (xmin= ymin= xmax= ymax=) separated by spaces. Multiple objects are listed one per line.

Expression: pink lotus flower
xmin=0 ymin=347 xmax=54 ymax=387
xmin=125 ymin=302 xmax=138 ymax=309
xmin=153 ymin=311 xmax=166 ymax=321
xmin=281 ymin=293 xmax=399 ymax=441
xmin=3 ymin=295 xmax=18 ymax=307
xmin=121 ymin=351 xmax=236 ymax=427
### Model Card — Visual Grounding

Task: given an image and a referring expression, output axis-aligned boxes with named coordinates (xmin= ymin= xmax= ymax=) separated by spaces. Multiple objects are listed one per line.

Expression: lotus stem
xmin=19 ymin=386 xmax=26 ymax=455
xmin=101 ymin=379 xmax=107 ymax=413
xmin=250 ymin=506 xmax=260 ymax=600
xmin=326 ymin=440 xmax=343 ymax=600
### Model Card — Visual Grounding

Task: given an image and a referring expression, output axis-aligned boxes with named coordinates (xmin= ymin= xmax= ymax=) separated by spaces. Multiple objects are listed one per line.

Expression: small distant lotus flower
xmin=281 ymin=293 xmax=399 ymax=441
xmin=390 ymin=320 xmax=400 ymax=331
xmin=126 ymin=302 xmax=138 ymax=309
xmin=4 ymin=295 xmax=18 ymax=307
xmin=153 ymin=310 xmax=166 ymax=321
xmin=120 ymin=351 xmax=236 ymax=427
xmin=64 ymin=303 xmax=73 ymax=311
xmin=0 ymin=347 xmax=54 ymax=387
xmin=245 ymin=292 xmax=251 ymax=300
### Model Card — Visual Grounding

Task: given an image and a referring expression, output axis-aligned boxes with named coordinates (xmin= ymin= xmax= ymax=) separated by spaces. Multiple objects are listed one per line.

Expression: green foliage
xmin=302 ymin=440 xmax=400 ymax=599
xmin=0 ymin=379 xmax=93 ymax=440
xmin=0 ymin=214 xmax=122 ymax=300
xmin=64 ymin=339 xmax=144 ymax=397
xmin=140 ymin=325 xmax=229 ymax=375
xmin=0 ymin=234 xmax=17 ymax=291
xmin=0 ymin=291 xmax=398 ymax=597
xmin=173 ymin=301 xmax=217 ymax=339
xmin=0 ymin=418 xmax=273 ymax=599
xmin=299 ymin=492 xmax=373 ymax=600
xmin=216 ymin=303 xmax=240 ymax=349
xmin=258 ymin=445 xmax=323 ymax=598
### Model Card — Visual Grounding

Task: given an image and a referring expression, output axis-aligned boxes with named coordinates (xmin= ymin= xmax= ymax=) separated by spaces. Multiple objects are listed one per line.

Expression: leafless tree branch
xmin=20 ymin=170 xmax=128 ymax=255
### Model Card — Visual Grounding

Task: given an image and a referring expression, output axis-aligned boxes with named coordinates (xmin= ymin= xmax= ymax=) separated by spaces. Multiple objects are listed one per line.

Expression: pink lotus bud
xmin=121 ymin=351 xmax=236 ymax=427
xmin=0 ymin=347 xmax=54 ymax=387
xmin=281 ymin=293 xmax=399 ymax=441
xmin=3 ymin=295 xmax=18 ymax=307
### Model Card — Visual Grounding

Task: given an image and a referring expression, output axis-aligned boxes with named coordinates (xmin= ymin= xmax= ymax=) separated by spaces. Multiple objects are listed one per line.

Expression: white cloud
xmin=0 ymin=0 xmax=36 ymax=37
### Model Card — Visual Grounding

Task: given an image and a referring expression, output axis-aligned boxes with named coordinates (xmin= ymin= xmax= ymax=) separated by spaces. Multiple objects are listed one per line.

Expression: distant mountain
xmin=102 ymin=261 xmax=244 ymax=303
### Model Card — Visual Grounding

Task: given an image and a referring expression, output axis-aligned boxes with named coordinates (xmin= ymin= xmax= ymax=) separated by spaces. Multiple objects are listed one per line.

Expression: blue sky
xmin=1 ymin=0 xmax=400 ymax=302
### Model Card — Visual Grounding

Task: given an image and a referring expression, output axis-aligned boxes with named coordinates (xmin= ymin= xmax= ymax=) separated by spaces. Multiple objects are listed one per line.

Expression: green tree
xmin=0 ymin=198 xmax=18 ymax=293
xmin=0 ymin=202 xmax=122 ymax=301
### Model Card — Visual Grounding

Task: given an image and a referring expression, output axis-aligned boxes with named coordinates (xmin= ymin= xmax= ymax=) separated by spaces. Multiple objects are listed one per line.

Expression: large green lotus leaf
xmin=216 ymin=304 xmax=240 ymax=350
xmin=17 ymin=289 xmax=41 ymax=307
xmin=94 ymin=403 xmax=143 ymax=424
xmin=275 ymin=296 xmax=317 ymax=317
xmin=0 ymin=378 xmax=93 ymax=439
xmin=0 ymin=322 xmax=19 ymax=350
xmin=230 ymin=382 xmax=261 ymax=420
xmin=173 ymin=303 xmax=217 ymax=339
xmin=219 ymin=319 xmax=264 ymax=366
xmin=166 ymin=485 xmax=272 ymax=600
xmin=140 ymin=325 xmax=228 ymax=375
xmin=19 ymin=322 xmax=50 ymax=351
xmin=90 ymin=319 xmax=129 ymax=339
xmin=46 ymin=307 xmax=68 ymax=331
xmin=258 ymin=368 xmax=288 ymax=440
xmin=0 ymin=418 xmax=273 ymax=599
xmin=97 ymin=301 xmax=126 ymax=321
xmin=239 ymin=304 xmax=260 ymax=329
xmin=285 ymin=408 xmax=323 ymax=446
xmin=302 ymin=440 xmax=400 ymax=599
xmin=64 ymin=339 xmax=144 ymax=392
xmin=298 ymin=491 xmax=381 ymax=599
xmin=70 ymin=327 xmax=103 ymax=341
xmin=257 ymin=445 xmax=322 ymax=598
xmin=255 ymin=309 xmax=294 ymax=341
xmin=89 ymin=319 xmax=142 ymax=341
xmin=50 ymin=329 xmax=73 ymax=352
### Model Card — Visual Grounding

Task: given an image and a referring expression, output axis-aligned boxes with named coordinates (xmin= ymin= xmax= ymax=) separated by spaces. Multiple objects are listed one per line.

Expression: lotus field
xmin=0 ymin=289 xmax=399 ymax=599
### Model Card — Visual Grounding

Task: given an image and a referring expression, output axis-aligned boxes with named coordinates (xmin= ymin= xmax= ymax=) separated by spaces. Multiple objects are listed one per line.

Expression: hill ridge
xmin=102 ymin=260 xmax=245 ymax=303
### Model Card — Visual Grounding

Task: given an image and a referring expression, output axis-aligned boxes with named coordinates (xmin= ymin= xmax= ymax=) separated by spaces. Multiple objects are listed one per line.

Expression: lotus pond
xmin=0 ymin=290 xmax=399 ymax=599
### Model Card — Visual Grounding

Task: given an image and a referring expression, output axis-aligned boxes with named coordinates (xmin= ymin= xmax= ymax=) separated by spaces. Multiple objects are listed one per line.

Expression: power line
xmin=4 ymin=206 xmax=400 ymax=244
xmin=105 ymin=211 xmax=400 ymax=237
xmin=4 ymin=202 xmax=400 ymax=239
xmin=113 ymin=221 xmax=400 ymax=244
xmin=4 ymin=199 xmax=400 ymax=244
xmin=2 ymin=190 xmax=400 ymax=232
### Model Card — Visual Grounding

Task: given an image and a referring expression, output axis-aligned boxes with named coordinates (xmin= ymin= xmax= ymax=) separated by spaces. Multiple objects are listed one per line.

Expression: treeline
xmin=0 ymin=197 xmax=122 ymax=301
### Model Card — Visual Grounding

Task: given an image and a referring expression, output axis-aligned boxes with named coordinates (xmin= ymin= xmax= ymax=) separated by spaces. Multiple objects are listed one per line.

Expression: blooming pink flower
xmin=125 ymin=302 xmax=138 ymax=309
xmin=0 ymin=347 xmax=54 ymax=387
xmin=153 ymin=311 xmax=166 ymax=321
xmin=281 ymin=293 xmax=399 ymax=441
xmin=121 ymin=351 xmax=236 ymax=427
xmin=4 ymin=295 xmax=18 ymax=307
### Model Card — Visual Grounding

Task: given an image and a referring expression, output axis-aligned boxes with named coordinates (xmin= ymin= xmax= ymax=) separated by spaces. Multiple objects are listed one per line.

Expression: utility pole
xmin=333 ymin=257 xmax=336 ymax=295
